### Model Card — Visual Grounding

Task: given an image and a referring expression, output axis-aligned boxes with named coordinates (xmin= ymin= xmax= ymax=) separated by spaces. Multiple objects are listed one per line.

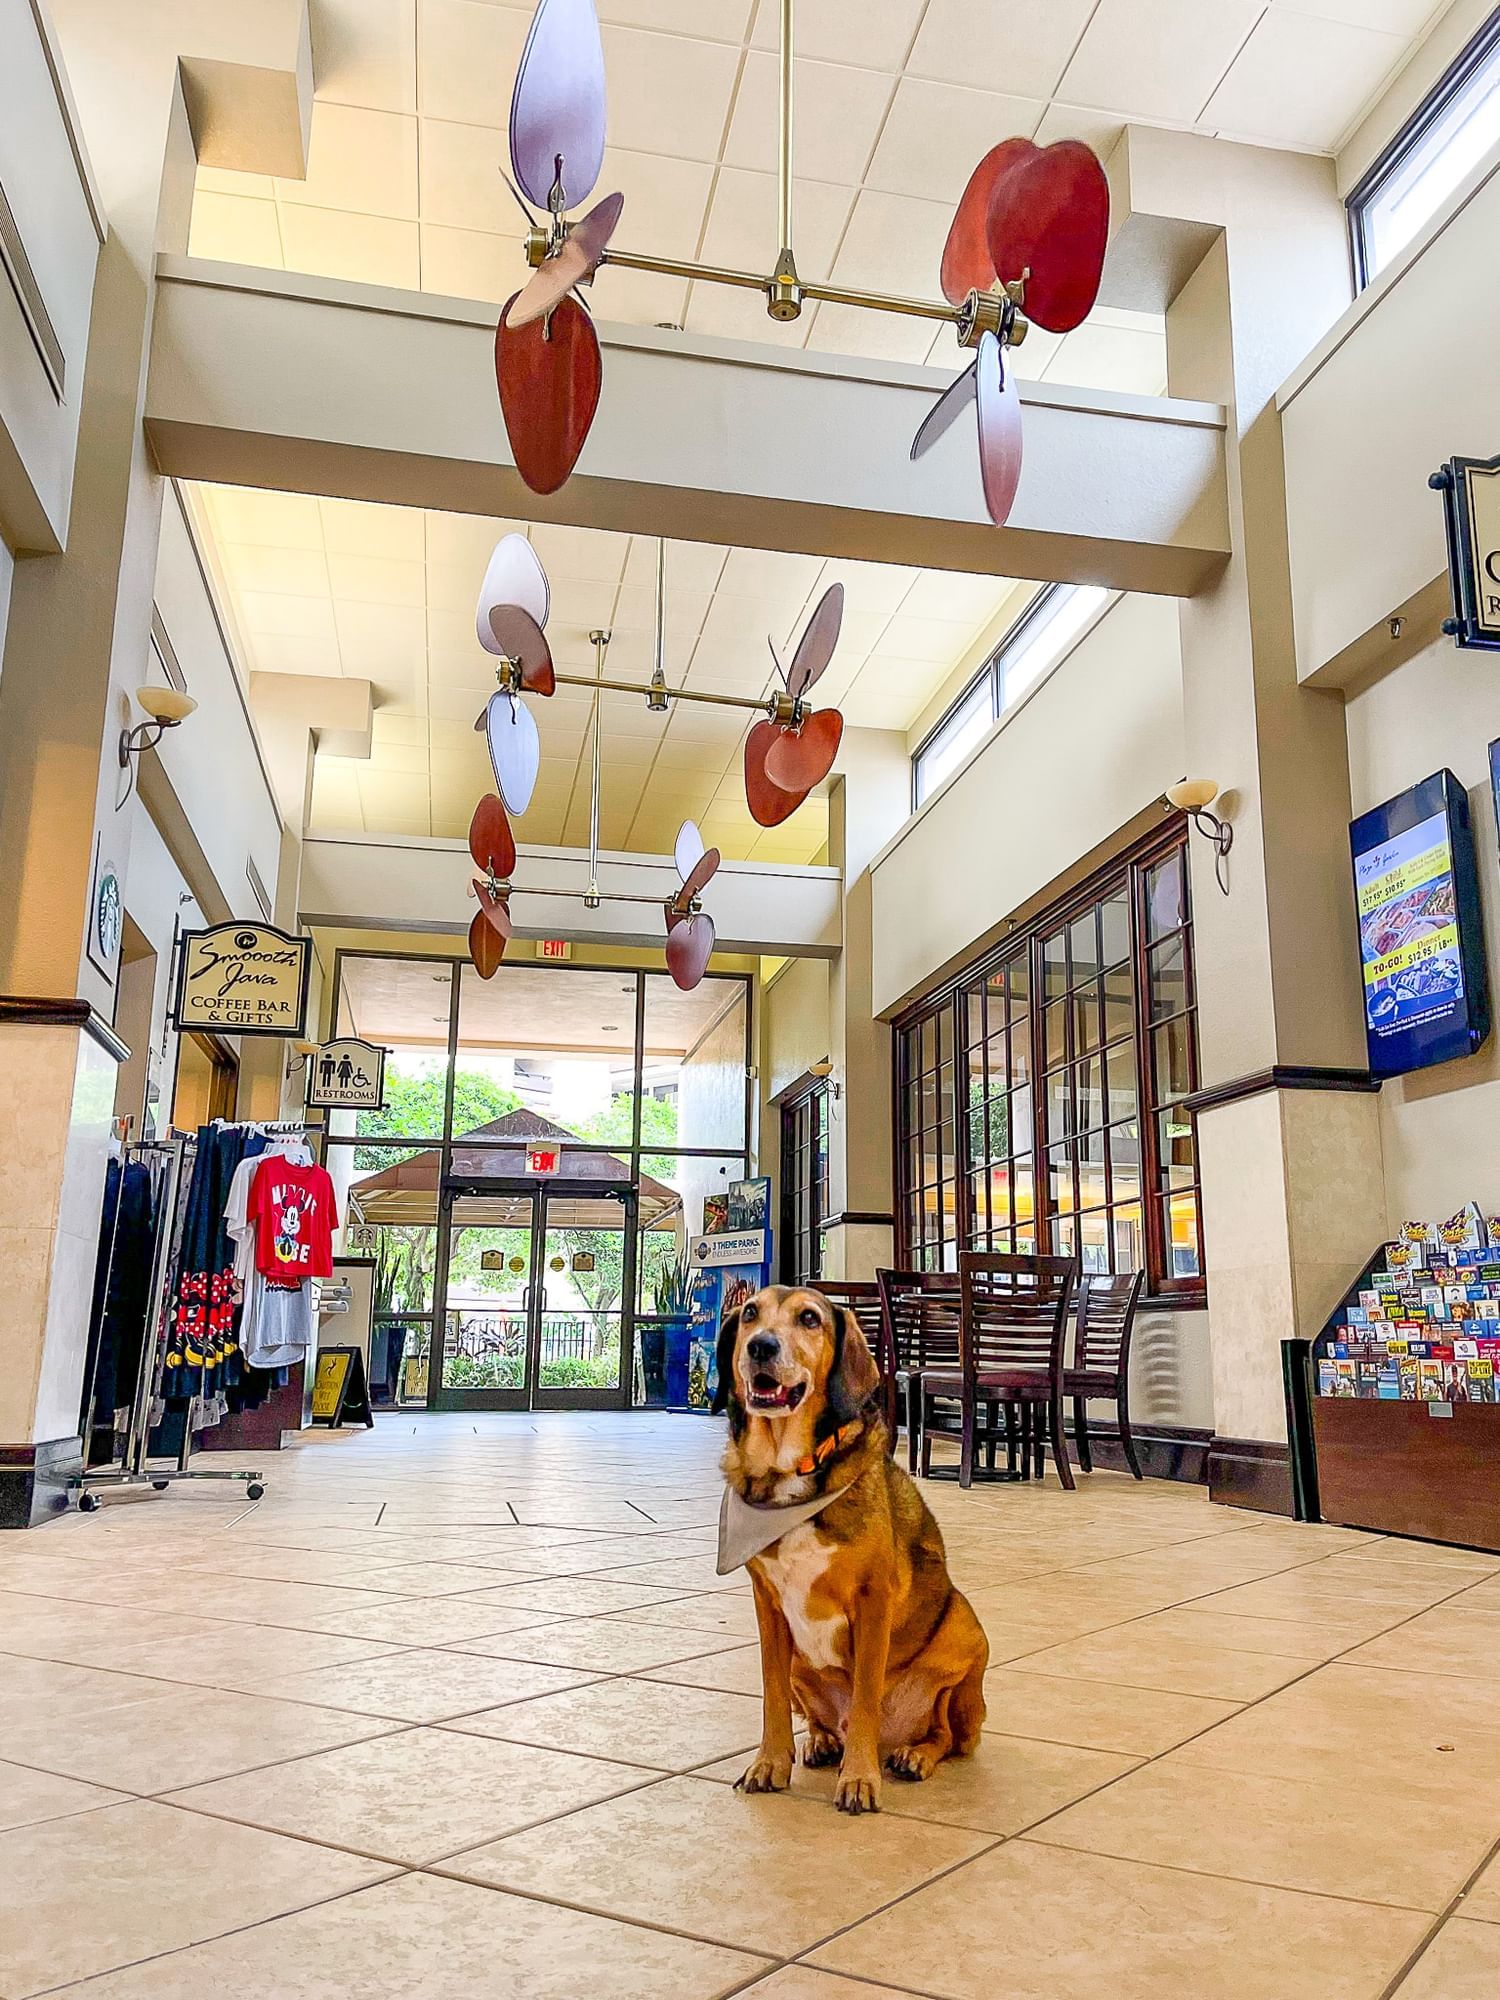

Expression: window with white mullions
xmin=912 ymin=584 xmax=1112 ymax=809
xmin=1349 ymin=10 xmax=1500 ymax=286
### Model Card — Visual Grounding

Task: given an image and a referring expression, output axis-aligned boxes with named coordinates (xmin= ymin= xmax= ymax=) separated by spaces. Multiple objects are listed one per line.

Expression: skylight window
xmin=1350 ymin=14 xmax=1500 ymax=286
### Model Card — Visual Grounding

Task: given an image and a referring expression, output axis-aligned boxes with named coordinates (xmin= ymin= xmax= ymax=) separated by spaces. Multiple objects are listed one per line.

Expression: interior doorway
xmin=431 ymin=1177 xmax=638 ymax=1411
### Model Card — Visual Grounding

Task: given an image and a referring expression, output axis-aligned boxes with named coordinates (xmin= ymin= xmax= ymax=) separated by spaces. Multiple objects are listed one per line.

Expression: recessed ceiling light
xmin=602 ymin=1024 xmax=620 ymax=1032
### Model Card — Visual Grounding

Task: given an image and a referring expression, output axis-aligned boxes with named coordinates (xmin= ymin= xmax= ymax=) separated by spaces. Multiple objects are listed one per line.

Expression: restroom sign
xmin=172 ymin=923 xmax=311 ymax=1037
xmin=1434 ymin=454 xmax=1500 ymax=652
xmin=306 ymin=1037 xmax=388 ymax=1110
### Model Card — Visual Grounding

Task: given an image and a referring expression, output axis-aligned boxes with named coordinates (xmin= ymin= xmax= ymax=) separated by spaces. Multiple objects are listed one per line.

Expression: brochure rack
xmin=1307 ymin=1236 xmax=1500 ymax=1550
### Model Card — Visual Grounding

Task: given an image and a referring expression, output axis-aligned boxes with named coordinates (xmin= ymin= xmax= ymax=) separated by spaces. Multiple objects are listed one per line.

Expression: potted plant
xmin=638 ymin=1247 xmax=694 ymax=1407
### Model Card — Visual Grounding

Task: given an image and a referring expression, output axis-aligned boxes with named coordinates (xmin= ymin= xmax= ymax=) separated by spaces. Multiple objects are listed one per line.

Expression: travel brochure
xmin=1316 ymin=1204 xmax=1500 ymax=1404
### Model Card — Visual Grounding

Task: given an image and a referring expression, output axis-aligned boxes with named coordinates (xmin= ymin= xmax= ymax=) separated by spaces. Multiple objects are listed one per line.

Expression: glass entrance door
xmin=432 ymin=1179 xmax=636 ymax=1409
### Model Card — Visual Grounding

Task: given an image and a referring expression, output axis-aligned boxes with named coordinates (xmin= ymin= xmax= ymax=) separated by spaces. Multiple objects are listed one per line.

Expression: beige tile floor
xmin=2 ymin=1413 xmax=1499 ymax=1998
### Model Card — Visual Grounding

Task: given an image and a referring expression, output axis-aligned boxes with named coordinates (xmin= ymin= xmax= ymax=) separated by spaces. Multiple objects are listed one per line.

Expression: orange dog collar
xmin=793 ymin=1420 xmax=863 ymax=1477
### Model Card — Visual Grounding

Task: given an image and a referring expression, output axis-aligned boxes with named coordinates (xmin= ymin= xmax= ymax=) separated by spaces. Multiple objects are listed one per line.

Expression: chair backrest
xmin=1074 ymin=1269 xmax=1145 ymax=1378
xmin=814 ymin=1280 xmax=886 ymax=1367
xmin=958 ymin=1251 xmax=1076 ymax=1381
xmin=876 ymin=1268 xmax=962 ymax=1372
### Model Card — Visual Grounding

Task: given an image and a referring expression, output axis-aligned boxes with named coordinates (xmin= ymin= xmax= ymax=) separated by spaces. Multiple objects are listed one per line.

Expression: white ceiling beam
xmin=146 ymin=258 xmax=1229 ymax=598
xmin=299 ymin=833 xmax=842 ymax=957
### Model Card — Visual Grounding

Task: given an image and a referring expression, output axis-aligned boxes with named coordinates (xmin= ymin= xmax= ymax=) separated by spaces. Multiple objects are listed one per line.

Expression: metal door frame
xmin=430 ymin=1176 xmax=638 ymax=1411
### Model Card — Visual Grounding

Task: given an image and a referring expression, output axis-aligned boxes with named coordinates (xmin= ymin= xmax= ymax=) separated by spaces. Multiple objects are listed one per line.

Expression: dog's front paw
xmin=887 ymin=1741 xmax=940 ymax=1781
xmin=802 ymin=1728 xmax=842 ymax=1768
xmin=834 ymin=1764 xmax=882 ymax=1814
xmin=736 ymin=1749 xmax=793 ymax=1794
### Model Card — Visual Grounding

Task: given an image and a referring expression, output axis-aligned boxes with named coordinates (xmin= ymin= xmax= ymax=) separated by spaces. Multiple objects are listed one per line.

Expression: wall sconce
xmin=118 ymin=686 xmax=197 ymax=804
xmin=1165 ymin=778 xmax=1232 ymax=895
xmin=809 ymin=1058 xmax=843 ymax=1100
xmin=285 ymin=1039 xmax=319 ymax=1082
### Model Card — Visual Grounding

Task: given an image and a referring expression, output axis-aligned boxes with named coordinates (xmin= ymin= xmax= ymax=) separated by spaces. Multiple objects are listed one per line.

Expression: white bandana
xmin=716 ymin=1479 xmax=858 ymax=1575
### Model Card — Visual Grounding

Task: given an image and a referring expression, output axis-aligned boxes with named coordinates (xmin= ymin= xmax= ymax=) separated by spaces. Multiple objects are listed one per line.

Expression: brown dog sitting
xmin=712 ymin=1284 xmax=988 ymax=1814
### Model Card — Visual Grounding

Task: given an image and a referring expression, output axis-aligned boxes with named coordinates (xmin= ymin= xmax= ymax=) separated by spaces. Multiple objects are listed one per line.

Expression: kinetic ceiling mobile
xmin=465 ymin=534 xmax=764 ymax=990
xmin=495 ymin=0 xmax=1110 ymax=525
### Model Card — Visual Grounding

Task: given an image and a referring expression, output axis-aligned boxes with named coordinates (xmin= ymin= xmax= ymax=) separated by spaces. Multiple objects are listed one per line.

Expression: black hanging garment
xmin=82 ymin=1155 xmax=159 ymax=1463
xmin=165 ymin=1125 xmax=260 ymax=1401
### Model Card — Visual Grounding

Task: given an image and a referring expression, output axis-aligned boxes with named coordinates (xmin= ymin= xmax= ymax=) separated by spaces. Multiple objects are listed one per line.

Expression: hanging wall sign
xmin=1433 ymin=455 xmax=1500 ymax=652
xmin=173 ymin=923 xmax=311 ymax=1037
xmin=306 ymin=1037 xmax=388 ymax=1110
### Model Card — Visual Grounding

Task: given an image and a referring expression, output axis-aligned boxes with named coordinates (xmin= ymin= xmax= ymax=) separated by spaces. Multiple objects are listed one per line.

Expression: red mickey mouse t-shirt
xmin=247 ymin=1161 xmax=338 ymax=1291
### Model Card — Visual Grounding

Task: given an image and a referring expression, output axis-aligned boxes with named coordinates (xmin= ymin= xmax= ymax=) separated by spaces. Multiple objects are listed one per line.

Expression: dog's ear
xmin=711 ymin=1306 xmax=743 ymax=1428
xmin=827 ymin=1306 xmax=881 ymax=1424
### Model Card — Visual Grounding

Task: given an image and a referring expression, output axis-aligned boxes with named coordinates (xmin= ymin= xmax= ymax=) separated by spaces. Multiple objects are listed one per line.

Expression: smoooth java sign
xmin=172 ymin=923 xmax=311 ymax=1037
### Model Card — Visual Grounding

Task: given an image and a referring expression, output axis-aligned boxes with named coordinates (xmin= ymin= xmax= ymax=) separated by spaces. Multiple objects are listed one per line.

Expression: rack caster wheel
xmin=246 ymin=1482 xmax=265 ymax=1501
xmin=152 ymin=1481 xmax=170 ymax=1491
xmin=77 ymin=1491 xmax=100 ymax=1513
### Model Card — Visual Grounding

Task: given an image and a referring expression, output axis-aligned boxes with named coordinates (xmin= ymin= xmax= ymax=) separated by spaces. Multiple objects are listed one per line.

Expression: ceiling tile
xmin=278 ymin=103 xmax=420 ymax=219
xmin=750 ymin=0 xmax=926 ymax=70
xmin=320 ymin=498 xmax=426 ymax=561
xmin=326 ymin=552 xmax=429 ymax=606
xmin=205 ymin=486 xmax=326 ymax=548
xmin=188 ymin=192 xmax=285 ymax=266
xmin=597 ymin=146 xmax=717 ymax=257
xmin=700 ymin=166 xmax=856 ymax=273
xmin=602 ymin=25 xmax=742 ymax=162
xmin=683 ymin=280 xmax=810 ymax=346
xmin=1030 ymin=100 xmax=1129 ymax=155
xmin=420 ymin=221 xmax=529 ymax=301
xmin=910 ymin=0 xmax=1099 ymax=98
xmin=1276 ymin=0 xmax=1437 ymax=32
xmin=1058 ymin=0 xmax=1265 ymax=123
xmin=866 ymin=77 xmax=1044 ymax=202
xmin=426 ymin=510 xmax=527 ymax=571
xmin=277 ymin=205 xmax=421 ymax=288
xmin=530 ymin=523 xmax=632 ymax=581
xmin=236 ymin=591 xmax=342 ymax=644
xmin=586 ymin=265 xmax=691 ymax=327
xmin=623 ymin=537 xmax=729 ymax=596
xmin=417 ymin=118 xmax=511 ymax=232
xmin=804 ymin=297 xmax=932 ymax=362
xmin=600 ymin=0 xmax=753 ymax=37
xmin=876 ymin=614 xmax=978 ymax=662
xmin=828 ymin=185 xmax=951 ymax=291
xmin=1042 ymin=320 xmax=1167 ymax=394
xmin=335 ymin=599 xmax=429 ymax=670
xmin=416 ymin=0 xmax=530 ymax=126
xmin=222 ymin=543 xmax=331 ymax=596
xmin=313 ymin=0 xmax=418 ymax=114
xmin=726 ymin=52 xmax=893 ymax=184
xmin=1203 ymin=9 xmax=1407 ymax=148
xmin=901 ymin=570 xmax=1016 ymax=624
xmin=249 ymin=631 xmax=344 ymax=675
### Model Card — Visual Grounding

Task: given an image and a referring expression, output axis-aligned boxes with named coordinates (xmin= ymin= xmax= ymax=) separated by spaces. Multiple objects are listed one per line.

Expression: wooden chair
xmin=1065 ymin=1269 xmax=1146 ymax=1480
xmin=932 ymin=1252 xmax=1077 ymax=1490
xmin=813 ymin=1280 xmax=890 ymax=1447
xmin=875 ymin=1269 xmax=962 ymax=1471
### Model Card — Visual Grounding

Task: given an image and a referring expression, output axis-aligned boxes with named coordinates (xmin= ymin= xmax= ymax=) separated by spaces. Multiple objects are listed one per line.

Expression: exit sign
xmin=526 ymin=1146 xmax=561 ymax=1176
xmin=538 ymin=939 xmax=571 ymax=961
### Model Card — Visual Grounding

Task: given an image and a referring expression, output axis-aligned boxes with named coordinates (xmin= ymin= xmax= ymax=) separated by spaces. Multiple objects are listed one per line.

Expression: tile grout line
xmin=1375 ymin=1825 xmax=1500 ymax=2000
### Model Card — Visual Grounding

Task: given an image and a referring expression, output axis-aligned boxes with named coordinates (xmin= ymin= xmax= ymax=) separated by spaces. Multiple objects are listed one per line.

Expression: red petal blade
xmin=763 ymin=708 xmax=843 ymax=791
xmin=976 ymin=331 xmax=1023 ymax=527
xmin=665 ymin=912 xmax=715 ymax=990
xmin=473 ymin=881 xmax=514 ymax=939
xmin=680 ymin=845 xmax=721 ymax=902
xmin=496 ymin=292 xmax=602 ymax=496
xmin=985 ymin=139 xmax=1109 ymax=335
xmin=470 ymin=908 xmax=506 ymax=978
xmin=786 ymin=583 xmax=844 ymax=701
xmin=508 ymin=192 xmax=624 ymax=330
xmin=487 ymin=605 xmax=556 ymax=698
xmin=941 ymin=138 xmax=1037 ymax=307
xmin=744 ymin=719 xmax=811 ymax=827
xmin=468 ymin=794 xmax=517 ymax=879
xmin=911 ymin=358 xmax=978 ymax=463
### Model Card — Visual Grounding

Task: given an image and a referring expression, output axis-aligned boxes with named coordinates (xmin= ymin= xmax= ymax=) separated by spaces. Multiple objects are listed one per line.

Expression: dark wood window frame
xmin=780 ymin=1075 xmax=831 ymax=1286
xmin=892 ymin=819 xmax=1206 ymax=1307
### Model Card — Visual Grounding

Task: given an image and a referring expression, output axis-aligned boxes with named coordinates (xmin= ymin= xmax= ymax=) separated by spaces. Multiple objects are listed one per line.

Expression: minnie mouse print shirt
xmin=247 ymin=1160 xmax=338 ymax=1290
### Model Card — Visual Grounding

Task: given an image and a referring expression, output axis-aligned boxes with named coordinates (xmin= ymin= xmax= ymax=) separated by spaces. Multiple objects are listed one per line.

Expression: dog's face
xmin=712 ymin=1285 xmax=880 ymax=1434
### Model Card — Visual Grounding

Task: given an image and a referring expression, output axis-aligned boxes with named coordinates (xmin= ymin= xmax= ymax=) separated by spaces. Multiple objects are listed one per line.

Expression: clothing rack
xmin=74 ymin=1131 xmax=267 ymax=1511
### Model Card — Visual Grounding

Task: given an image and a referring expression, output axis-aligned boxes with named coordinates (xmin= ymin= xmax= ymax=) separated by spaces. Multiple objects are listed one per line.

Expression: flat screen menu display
xmin=1350 ymin=769 xmax=1490 ymax=1077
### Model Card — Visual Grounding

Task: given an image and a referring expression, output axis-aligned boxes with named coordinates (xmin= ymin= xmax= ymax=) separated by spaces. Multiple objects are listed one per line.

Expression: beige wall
xmin=1346 ymin=637 xmax=1500 ymax=1227
xmin=763 ymin=956 xmax=831 ymax=1104
xmin=870 ymin=591 xmax=1184 ymax=1018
